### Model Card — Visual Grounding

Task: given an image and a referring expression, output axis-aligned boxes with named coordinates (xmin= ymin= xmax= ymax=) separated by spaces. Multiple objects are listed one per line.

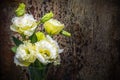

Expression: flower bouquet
xmin=10 ymin=3 xmax=71 ymax=80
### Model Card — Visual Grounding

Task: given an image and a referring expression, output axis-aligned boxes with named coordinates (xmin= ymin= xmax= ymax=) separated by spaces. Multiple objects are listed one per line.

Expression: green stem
xmin=21 ymin=34 xmax=26 ymax=40
xmin=28 ymin=61 xmax=48 ymax=80
xmin=34 ymin=20 xmax=42 ymax=32
xmin=37 ymin=20 xmax=42 ymax=26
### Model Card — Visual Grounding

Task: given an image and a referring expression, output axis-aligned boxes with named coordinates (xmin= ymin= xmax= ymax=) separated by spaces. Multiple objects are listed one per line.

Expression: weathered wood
xmin=0 ymin=0 xmax=120 ymax=80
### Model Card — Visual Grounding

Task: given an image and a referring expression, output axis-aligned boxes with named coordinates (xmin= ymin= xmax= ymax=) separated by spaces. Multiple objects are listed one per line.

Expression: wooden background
xmin=0 ymin=0 xmax=120 ymax=80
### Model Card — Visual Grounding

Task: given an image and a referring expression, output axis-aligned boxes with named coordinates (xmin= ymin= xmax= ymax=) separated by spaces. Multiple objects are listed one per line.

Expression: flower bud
xmin=41 ymin=11 xmax=53 ymax=23
xmin=35 ymin=32 xmax=46 ymax=41
xmin=61 ymin=30 xmax=71 ymax=37
xmin=44 ymin=19 xmax=64 ymax=35
xmin=15 ymin=3 xmax=26 ymax=16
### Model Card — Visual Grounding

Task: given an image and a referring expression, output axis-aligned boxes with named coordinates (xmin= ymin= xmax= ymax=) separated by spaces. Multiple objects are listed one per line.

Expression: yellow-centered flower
xmin=10 ymin=14 xmax=37 ymax=36
xmin=14 ymin=41 xmax=36 ymax=67
xmin=35 ymin=35 xmax=63 ymax=65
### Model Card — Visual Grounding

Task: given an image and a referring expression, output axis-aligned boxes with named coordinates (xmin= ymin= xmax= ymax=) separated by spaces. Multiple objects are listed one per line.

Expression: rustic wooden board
xmin=0 ymin=0 xmax=120 ymax=80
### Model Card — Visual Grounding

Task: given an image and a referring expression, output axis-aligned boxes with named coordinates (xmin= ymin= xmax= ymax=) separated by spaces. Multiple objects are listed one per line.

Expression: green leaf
xmin=35 ymin=32 xmax=46 ymax=41
xmin=15 ymin=3 xmax=26 ymax=16
xmin=29 ymin=33 xmax=37 ymax=43
xmin=41 ymin=11 xmax=53 ymax=23
xmin=12 ymin=36 xmax=23 ymax=46
xmin=11 ymin=46 xmax=17 ymax=53
xmin=61 ymin=30 xmax=71 ymax=37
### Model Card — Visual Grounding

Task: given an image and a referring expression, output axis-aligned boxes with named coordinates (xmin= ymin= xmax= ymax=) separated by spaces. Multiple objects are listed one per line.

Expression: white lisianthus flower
xmin=10 ymin=14 xmax=37 ymax=36
xmin=35 ymin=35 xmax=63 ymax=65
xmin=14 ymin=41 xmax=36 ymax=67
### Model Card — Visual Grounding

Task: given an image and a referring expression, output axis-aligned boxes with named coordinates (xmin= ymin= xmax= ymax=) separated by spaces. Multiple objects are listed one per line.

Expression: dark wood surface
xmin=0 ymin=0 xmax=120 ymax=80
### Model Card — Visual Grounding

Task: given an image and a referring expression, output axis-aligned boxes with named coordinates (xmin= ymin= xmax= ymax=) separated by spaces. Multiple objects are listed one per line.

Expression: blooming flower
xmin=35 ymin=35 xmax=63 ymax=65
xmin=14 ymin=41 xmax=36 ymax=67
xmin=44 ymin=19 xmax=64 ymax=35
xmin=10 ymin=14 xmax=37 ymax=36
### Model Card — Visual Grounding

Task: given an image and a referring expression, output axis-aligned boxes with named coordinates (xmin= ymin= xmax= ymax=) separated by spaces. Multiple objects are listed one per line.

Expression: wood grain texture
xmin=0 ymin=0 xmax=120 ymax=80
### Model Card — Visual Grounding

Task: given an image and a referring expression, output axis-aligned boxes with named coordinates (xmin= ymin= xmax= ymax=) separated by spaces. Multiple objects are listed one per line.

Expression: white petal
xmin=58 ymin=49 xmax=64 ymax=53
xmin=48 ymin=19 xmax=64 ymax=26
xmin=10 ymin=25 xmax=18 ymax=32
xmin=46 ymin=35 xmax=63 ymax=54
xmin=24 ymin=24 xmax=37 ymax=36
xmin=36 ymin=53 xmax=46 ymax=64
xmin=14 ymin=57 xmax=29 ymax=67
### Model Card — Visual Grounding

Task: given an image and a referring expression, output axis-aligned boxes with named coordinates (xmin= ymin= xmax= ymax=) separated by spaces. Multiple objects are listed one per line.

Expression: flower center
xmin=39 ymin=49 xmax=50 ymax=57
xmin=25 ymin=48 xmax=30 ymax=54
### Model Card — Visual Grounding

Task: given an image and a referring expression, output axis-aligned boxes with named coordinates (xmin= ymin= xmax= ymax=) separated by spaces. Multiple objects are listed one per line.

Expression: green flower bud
xmin=15 ymin=3 xmax=26 ymax=16
xmin=61 ymin=30 xmax=71 ymax=37
xmin=35 ymin=32 xmax=46 ymax=41
xmin=41 ymin=11 xmax=53 ymax=23
xmin=44 ymin=19 xmax=64 ymax=35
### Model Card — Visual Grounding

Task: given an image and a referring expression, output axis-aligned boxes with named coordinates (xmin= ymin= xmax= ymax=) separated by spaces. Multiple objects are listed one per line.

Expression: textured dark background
xmin=0 ymin=0 xmax=120 ymax=80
